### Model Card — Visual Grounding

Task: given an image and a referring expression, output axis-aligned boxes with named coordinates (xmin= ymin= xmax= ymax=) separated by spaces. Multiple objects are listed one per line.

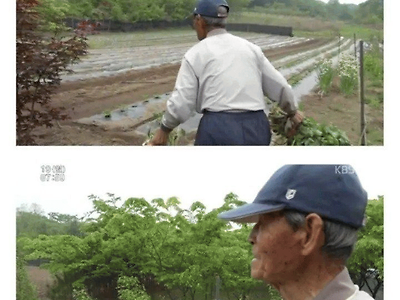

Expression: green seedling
xmin=118 ymin=105 xmax=128 ymax=112
xmin=103 ymin=110 xmax=112 ymax=118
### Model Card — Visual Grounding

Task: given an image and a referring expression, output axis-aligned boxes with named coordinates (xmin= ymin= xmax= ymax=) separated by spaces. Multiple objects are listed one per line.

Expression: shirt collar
xmin=207 ymin=28 xmax=228 ymax=38
xmin=314 ymin=267 xmax=358 ymax=300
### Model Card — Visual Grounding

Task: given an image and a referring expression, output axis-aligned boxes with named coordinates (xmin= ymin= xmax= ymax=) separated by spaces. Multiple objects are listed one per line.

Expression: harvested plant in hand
xmin=268 ymin=105 xmax=351 ymax=146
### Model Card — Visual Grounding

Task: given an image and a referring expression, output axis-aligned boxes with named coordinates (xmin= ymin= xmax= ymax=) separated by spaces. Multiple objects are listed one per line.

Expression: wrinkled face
xmin=248 ymin=211 xmax=305 ymax=285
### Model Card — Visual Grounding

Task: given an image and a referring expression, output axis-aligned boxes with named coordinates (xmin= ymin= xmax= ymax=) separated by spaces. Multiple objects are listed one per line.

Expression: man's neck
xmin=206 ymin=27 xmax=227 ymax=37
xmin=272 ymin=258 xmax=345 ymax=300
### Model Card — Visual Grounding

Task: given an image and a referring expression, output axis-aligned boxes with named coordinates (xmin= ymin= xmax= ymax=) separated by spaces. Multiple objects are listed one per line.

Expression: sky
xmin=13 ymin=147 xmax=387 ymax=218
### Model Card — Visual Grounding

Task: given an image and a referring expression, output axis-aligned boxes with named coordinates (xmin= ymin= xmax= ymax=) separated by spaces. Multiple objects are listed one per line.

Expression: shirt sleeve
xmin=161 ymin=57 xmax=199 ymax=130
xmin=258 ymin=49 xmax=298 ymax=115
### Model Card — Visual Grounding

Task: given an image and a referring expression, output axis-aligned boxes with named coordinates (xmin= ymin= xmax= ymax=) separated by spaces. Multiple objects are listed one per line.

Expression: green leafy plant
xmin=338 ymin=54 xmax=358 ymax=95
xmin=269 ymin=106 xmax=351 ymax=146
xmin=288 ymin=118 xmax=351 ymax=146
xmin=103 ymin=109 xmax=112 ymax=118
xmin=118 ymin=105 xmax=128 ymax=112
xmin=316 ymin=59 xmax=335 ymax=95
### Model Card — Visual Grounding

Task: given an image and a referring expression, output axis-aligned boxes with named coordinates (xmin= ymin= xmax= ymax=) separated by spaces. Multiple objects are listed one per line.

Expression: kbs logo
xmin=335 ymin=165 xmax=355 ymax=174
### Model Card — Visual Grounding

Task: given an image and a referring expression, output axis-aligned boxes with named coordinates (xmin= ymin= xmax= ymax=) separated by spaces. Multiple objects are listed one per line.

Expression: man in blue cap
xmin=218 ymin=165 xmax=374 ymax=300
xmin=149 ymin=0 xmax=303 ymax=145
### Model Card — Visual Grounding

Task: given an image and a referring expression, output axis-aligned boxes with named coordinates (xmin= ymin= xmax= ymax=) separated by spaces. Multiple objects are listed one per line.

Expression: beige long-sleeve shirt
xmin=162 ymin=28 xmax=298 ymax=130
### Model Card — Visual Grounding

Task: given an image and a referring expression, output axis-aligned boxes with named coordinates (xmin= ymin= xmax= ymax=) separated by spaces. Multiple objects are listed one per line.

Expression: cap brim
xmin=217 ymin=203 xmax=285 ymax=223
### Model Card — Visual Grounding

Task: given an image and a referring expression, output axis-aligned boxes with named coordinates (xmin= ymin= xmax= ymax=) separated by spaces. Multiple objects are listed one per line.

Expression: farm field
xmin=31 ymin=28 xmax=382 ymax=145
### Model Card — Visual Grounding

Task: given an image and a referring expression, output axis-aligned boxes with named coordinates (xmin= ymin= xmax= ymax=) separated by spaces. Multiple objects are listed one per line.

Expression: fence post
xmin=359 ymin=40 xmax=367 ymax=145
xmin=354 ymin=33 xmax=357 ymax=59
xmin=338 ymin=33 xmax=341 ymax=57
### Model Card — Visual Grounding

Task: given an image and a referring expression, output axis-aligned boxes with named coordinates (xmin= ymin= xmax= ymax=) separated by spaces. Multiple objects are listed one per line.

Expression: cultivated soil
xmin=301 ymin=77 xmax=383 ymax=145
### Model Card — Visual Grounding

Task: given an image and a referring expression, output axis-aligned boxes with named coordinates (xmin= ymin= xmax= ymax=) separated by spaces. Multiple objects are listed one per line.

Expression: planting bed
xmin=31 ymin=29 xmax=357 ymax=145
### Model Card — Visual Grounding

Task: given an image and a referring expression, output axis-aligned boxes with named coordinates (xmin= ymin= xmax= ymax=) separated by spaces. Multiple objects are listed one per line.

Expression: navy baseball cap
xmin=218 ymin=165 xmax=368 ymax=229
xmin=193 ymin=0 xmax=229 ymax=18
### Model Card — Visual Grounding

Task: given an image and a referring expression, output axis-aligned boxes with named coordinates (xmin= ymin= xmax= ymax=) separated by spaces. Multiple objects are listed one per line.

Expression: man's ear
xmin=197 ymin=15 xmax=206 ymax=28
xmin=300 ymin=213 xmax=325 ymax=256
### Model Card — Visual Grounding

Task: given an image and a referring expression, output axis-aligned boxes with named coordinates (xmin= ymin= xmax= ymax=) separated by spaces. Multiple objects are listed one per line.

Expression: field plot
xmin=32 ymin=29 xmax=379 ymax=145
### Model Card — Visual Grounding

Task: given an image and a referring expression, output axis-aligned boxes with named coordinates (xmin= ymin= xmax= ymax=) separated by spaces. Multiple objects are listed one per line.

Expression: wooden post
xmin=354 ymin=33 xmax=357 ymax=59
xmin=359 ymin=41 xmax=366 ymax=145
xmin=338 ymin=33 xmax=341 ymax=56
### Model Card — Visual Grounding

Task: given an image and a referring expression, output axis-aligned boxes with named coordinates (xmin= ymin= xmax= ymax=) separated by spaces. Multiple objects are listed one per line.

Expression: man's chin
xmin=250 ymin=262 xmax=264 ymax=280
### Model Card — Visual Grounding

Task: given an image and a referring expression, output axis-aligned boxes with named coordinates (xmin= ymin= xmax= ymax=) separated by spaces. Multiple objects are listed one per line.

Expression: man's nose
xmin=248 ymin=224 xmax=258 ymax=245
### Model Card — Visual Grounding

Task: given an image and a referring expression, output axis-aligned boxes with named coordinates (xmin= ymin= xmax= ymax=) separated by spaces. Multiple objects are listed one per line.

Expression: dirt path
xmin=27 ymin=266 xmax=53 ymax=300
xmin=32 ymin=37 xmax=330 ymax=146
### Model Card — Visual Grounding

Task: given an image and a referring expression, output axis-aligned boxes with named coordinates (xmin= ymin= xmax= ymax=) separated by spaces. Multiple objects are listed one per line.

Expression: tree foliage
xmin=347 ymin=197 xmax=384 ymax=298
xmin=248 ymin=0 xmax=382 ymax=24
xmin=16 ymin=0 xmax=88 ymax=145
xmin=17 ymin=204 xmax=83 ymax=238
xmin=348 ymin=196 xmax=384 ymax=276
xmin=18 ymin=194 xmax=264 ymax=300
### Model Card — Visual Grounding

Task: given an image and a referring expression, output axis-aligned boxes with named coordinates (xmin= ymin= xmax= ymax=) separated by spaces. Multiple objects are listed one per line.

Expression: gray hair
xmin=201 ymin=6 xmax=228 ymax=28
xmin=283 ymin=210 xmax=359 ymax=263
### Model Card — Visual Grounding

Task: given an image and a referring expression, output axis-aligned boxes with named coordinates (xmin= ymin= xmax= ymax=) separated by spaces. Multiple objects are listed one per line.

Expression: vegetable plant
xmin=269 ymin=105 xmax=351 ymax=146
xmin=316 ymin=59 xmax=335 ymax=95
xmin=338 ymin=54 xmax=358 ymax=96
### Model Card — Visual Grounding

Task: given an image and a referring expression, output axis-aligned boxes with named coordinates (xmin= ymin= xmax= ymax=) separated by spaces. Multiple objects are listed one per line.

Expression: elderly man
xmin=218 ymin=165 xmax=374 ymax=300
xmin=149 ymin=0 xmax=303 ymax=146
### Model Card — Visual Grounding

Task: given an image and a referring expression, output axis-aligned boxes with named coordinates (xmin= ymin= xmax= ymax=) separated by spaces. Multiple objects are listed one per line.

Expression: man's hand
xmin=286 ymin=111 xmax=304 ymax=138
xmin=147 ymin=128 xmax=171 ymax=146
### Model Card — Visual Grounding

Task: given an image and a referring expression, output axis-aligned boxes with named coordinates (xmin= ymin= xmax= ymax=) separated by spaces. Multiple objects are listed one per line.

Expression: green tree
xmin=348 ymin=196 xmax=383 ymax=298
xmin=355 ymin=0 xmax=383 ymax=24
xmin=35 ymin=0 xmax=71 ymax=35
xmin=19 ymin=194 xmax=279 ymax=300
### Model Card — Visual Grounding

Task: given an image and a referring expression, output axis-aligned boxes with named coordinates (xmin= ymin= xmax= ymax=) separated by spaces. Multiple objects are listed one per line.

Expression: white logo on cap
xmin=286 ymin=189 xmax=296 ymax=200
